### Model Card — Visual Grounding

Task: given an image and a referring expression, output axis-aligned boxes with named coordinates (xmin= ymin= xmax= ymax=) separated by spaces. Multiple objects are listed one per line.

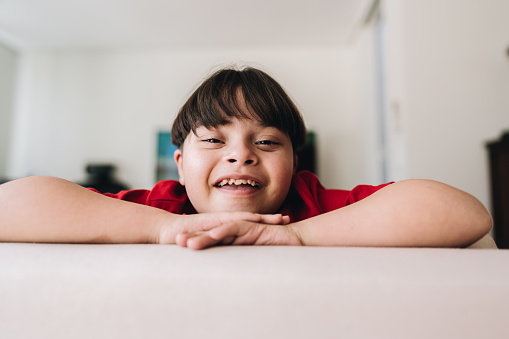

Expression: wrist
xmin=287 ymin=221 xmax=308 ymax=246
xmin=149 ymin=212 xmax=181 ymax=244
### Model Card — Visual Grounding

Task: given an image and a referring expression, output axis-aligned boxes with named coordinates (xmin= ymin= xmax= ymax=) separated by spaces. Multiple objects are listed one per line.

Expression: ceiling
xmin=0 ymin=0 xmax=370 ymax=51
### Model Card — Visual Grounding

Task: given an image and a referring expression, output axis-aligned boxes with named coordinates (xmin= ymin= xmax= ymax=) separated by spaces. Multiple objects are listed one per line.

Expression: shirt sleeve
xmin=87 ymin=187 xmax=152 ymax=204
xmin=86 ymin=180 xmax=191 ymax=214
xmin=290 ymin=170 xmax=393 ymax=216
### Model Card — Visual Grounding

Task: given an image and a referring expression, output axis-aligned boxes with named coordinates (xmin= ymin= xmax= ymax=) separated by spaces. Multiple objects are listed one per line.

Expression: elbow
xmin=412 ymin=179 xmax=493 ymax=247
xmin=476 ymin=206 xmax=493 ymax=237
xmin=459 ymin=199 xmax=493 ymax=247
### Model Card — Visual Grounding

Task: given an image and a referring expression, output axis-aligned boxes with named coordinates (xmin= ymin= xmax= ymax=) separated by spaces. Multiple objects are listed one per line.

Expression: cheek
xmin=180 ymin=150 xmax=216 ymax=191
xmin=182 ymin=158 xmax=207 ymax=184
xmin=179 ymin=159 xmax=210 ymax=213
xmin=271 ymin=155 xmax=295 ymax=184
xmin=282 ymin=152 xmax=297 ymax=172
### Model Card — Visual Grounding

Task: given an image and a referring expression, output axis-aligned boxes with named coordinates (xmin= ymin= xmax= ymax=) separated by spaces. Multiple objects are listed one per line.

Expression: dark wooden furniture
xmin=487 ymin=131 xmax=509 ymax=249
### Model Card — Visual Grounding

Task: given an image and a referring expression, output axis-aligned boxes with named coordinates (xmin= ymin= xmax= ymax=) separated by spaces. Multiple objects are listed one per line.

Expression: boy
xmin=0 ymin=66 xmax=492 ymax=249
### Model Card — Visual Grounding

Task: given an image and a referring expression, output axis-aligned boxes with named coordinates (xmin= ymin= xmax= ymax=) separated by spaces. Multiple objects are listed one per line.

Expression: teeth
xmin=217 ymin=179 xmax=260 ymax=187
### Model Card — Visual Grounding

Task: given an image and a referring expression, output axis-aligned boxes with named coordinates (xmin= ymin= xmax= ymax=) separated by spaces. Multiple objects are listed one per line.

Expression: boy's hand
xmin=174 ymin=221 xmax=303 ymax=250
xmin=156 ymin=212 xmax=291 ymax=244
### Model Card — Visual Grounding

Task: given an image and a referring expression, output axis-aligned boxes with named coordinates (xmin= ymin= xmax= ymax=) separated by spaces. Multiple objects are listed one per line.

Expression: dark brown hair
xmin=171 ymin=66 xmax=306 ymax=153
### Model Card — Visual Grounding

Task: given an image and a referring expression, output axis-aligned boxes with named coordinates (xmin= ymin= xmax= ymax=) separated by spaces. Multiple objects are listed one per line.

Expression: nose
xmin=226 ymin=142 xmax=258 ymax=165
xmin=228 ymin=158 xmax=254 ymax=164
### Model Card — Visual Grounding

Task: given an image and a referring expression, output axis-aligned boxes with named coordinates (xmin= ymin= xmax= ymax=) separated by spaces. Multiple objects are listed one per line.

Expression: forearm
xmin=291 ymin=179 xmax=492 ymax=247
xmin=0 ymin=176 xmax=171 ymax=243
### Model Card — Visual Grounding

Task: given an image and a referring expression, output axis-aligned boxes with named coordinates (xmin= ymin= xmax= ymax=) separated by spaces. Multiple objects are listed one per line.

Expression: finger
xmin=209 ymin=222 xmax=299 ymax=246
xmin=186 ymin=212 xmax=288 ymax=236
xmin=257 ymin=214 xmax=290 ymax=225
xmin=186 ymin=233 xmax=223 ymax=250
xmin=208 ymin=222 xmax=254 ymax=243
xmin=261 ymin=214 xmax=289 ymax=224
xmin=175 ymin=233 xmax=190 ymax=247
xmin=220 ymin=212 xmax=264 ymax=224
xmin=190 ymin=212 xmax=258 ymax=231
xmin=218 ymin=235 xmax=236 ymax=246
xmin=176 ymin=231 xmax=208 ymax=247
xmin=216 ymin=212 xmax=288 ymax=225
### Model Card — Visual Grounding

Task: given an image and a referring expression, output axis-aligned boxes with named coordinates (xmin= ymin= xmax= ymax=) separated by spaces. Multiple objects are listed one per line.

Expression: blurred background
xmin=0 ymin=0 xmax=508 ymax=212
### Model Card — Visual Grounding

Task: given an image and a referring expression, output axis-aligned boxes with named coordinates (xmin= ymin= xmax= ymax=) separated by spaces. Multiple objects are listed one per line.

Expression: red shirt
xmin=96 ymin=171 xmax=391 ymax=222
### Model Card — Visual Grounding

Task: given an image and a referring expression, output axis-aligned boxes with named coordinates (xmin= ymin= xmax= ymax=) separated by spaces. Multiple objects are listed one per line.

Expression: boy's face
xmin=174 ymin=117 xmax=297 ymax=214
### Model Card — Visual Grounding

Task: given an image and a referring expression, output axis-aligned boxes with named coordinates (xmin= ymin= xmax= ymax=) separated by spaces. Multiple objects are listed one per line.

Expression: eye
xmin=203 ymin=138 xmax=222 ymax=144
xmin=256 ymin=140 xmax=277 ymax=145
xmin=200 ymin=138 xmax=225 ymax=148
xmin=255 ymin=139 xmax=280 ymax=150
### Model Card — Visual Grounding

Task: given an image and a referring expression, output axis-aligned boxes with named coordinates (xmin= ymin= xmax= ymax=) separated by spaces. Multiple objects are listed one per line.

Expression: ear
xmin=174 ymin=148 xmax=185 ymax=186
xmin=293 ymin=155 xmax=299 ymax=174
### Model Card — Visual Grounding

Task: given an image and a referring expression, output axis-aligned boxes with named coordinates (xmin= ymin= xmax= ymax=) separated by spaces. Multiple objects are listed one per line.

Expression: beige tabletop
xmin=1 ymin=243 xmax=508 ymax=339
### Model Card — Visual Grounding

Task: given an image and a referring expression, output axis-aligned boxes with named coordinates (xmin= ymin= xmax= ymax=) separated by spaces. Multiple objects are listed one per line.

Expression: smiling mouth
xmin=215 ymin=179 xmax=261 ymax=188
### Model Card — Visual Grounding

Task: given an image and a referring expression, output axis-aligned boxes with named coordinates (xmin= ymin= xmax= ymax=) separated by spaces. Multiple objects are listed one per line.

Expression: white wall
xmin=7 ymin=48 xmax=371 ymax=189
xmin=342 ymin=20 xmax=386 ymax=187
xmin=381 ymin=0 xmax=509 ymax=208
xmin=4 ymin=0 xmax=508 ymax=211
xmin=0 ymin=42 xmax=17 ymax=179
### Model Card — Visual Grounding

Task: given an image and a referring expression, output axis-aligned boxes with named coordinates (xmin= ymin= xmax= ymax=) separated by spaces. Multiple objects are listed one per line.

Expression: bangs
xmin=191 ymin=70 xmax=290 ymax=130
xmin=171 ymin=67 xmax=306 ymax=152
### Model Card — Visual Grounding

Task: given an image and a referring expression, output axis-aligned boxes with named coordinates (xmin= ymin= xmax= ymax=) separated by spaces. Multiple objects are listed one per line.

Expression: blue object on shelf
xmin=156 ymin=131 xmax=179 ymax=182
